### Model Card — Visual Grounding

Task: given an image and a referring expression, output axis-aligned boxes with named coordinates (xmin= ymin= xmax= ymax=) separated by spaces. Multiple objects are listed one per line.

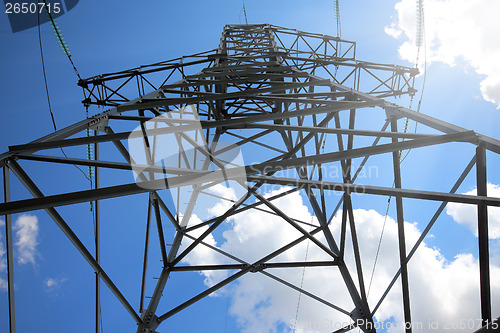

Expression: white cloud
xmin=179 ymin=184 xmax=249 ymax=289
xmin=0 ymin=216 xmax=40 ymax=291
xmin=180 ymin=213 xmax=230 ymax=289
xmin=208 ymin=183 xmax=238 ymax=218
xmin=446 ymin=183 xmax=500 ymax=239
xmin=14 ymin=214 xmax=39 ymax=265
xmin=44 ymin=277 xmax=67 ymax=292
xmin=386 ymin=0 xmax=500 ymax=108
xmin=385 ymin=22 xmax=402 ymax=39
xmin=0 ymin=219 xmax=7 ymax=291
xmin=185 ymin=187 xmax=500 ymax=332
xmin=46 ymin=277 xmax=58 ymax=288
xmin=0 ymin=277 xmax=6 ymax=291
xmin=0 ymin=219 xmax=6 ymax=268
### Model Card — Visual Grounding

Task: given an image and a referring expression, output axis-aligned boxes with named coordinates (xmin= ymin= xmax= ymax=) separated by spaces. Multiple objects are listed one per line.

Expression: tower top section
xmin=78 ymin=24 xmax=418 ymax=109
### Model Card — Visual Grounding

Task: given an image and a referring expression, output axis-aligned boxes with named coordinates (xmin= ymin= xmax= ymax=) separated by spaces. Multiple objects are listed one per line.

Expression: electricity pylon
xmin=2 ymin=24 xmax=499 ymax=333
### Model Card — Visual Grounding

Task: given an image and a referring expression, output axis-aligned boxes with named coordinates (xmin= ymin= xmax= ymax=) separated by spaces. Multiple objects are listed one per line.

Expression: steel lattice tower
xmin=2 ymin=24 xmax=499 ymax=333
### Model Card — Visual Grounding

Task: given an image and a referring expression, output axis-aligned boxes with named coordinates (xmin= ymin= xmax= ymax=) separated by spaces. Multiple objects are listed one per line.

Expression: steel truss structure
xmin=1 ymin=24 xmax=499 ymax=333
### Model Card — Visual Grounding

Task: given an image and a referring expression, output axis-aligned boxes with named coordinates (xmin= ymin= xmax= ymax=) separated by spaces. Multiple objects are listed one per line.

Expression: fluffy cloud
xmin=0 ymin=219 xmax=7 ymax=291
xmin=0 ymin=276 xmax=6 ymax=291
xmin=181 ymin=213 xmax=230 ymax=289
xmin=386 ymin=0 xmax=500 ymax=107
xmin=0 ymin=215 xmax=40 ymax=292
xmin=446 ymin=183 xmax=500 ymax=239
xmin=44 ymin=277 xmax=67 ymax=292
xmin=184 ymin=186 xmax=500 ymax=332
xmin=14 ymin=214 xmax=39 ymax=265
xmin=207 ymin=183 xmax=239 ymax=218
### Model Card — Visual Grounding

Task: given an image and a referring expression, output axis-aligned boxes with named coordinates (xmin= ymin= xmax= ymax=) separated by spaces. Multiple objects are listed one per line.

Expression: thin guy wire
xmin=292 ymin=217 xmax=314 ymax=333
xmin=367 ymin=196 xmax=391 ymax=298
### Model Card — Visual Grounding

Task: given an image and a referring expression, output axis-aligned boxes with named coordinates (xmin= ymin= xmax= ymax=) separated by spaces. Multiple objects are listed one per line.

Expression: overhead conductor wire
xmin=333 ymin=0 xmax=341 ymax=78
xmin=242 ymin=0 xmax=248 ymax=25
xmin=37 ymin=4 xmax=90 ymax=182
xmin=368 ymin=0 xmax=428 ymax=301
xmin=38 ymin=3 xmax=104 ymax=332
xmin=399 ymin=0 xmax=427 ymax=164
xmin=37 ymin=5 xmax=103 ymax=332
xmin=293 ymin=2 xmax=340 ymax=329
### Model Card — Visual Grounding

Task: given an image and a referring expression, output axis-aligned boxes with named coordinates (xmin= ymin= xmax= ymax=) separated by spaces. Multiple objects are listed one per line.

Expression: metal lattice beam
xmin=1 ymin=24 xmax=498 ymax=333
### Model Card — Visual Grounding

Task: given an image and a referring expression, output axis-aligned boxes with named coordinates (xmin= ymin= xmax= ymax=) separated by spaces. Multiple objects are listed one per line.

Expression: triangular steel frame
xmin=2 ymin=24 xmax=499 ymax=333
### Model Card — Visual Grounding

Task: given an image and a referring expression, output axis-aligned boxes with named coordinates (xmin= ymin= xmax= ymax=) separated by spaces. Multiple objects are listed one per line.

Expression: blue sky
xmin=1 ymin=1 xmax=500 ymax=332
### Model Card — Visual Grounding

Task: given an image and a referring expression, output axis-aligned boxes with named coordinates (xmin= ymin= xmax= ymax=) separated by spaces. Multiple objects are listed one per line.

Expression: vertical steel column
xmin=476 ymin=146 xmax=491 ymax=325
xmin=153 ymin=199 xmax=168 ymax=263
xmin=94 ymin=131 xmax=101 ymax=333
xmin=390 ymin=118 xmax=412 ymax=333
xmin=3 ymin=164 xmax=16 ymax=333
xmin=139 ymin=195 xmax=153 ymax=313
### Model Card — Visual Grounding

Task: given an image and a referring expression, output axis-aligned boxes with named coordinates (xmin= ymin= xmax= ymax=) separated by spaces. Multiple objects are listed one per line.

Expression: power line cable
xmin=292 ymin=217 xmax=314 ymax=333
xmin=242 ymin=0 xmax=248 ymax=25
xmin=367 ymin=196 xmax=391 ymax=298
xmin=41 ymin=0 xmax=81 ymax=80
xmin=399 ymin=0 xmax=427 ymax=164
xmin=39 ymin=5 xmax=100 ymax=331
xmin=334 ymin=0 xmax=341 ymax=38
xmin=37 ymin=8 xmax=90 ymax=182
xmin=333 ymin=0 xmax=341 ymax=80
xmin=38 ymin=10 xmax=57 ymax=132
xmin=369 ymin=0 xmax=428 ymax=300
xmin=292 ymin=127 xmax=328 ymax=328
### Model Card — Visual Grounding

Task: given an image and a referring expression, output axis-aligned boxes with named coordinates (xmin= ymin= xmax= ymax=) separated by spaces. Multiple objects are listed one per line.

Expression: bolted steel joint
xmin=137 ymin=314 xmax=160 ymax=333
